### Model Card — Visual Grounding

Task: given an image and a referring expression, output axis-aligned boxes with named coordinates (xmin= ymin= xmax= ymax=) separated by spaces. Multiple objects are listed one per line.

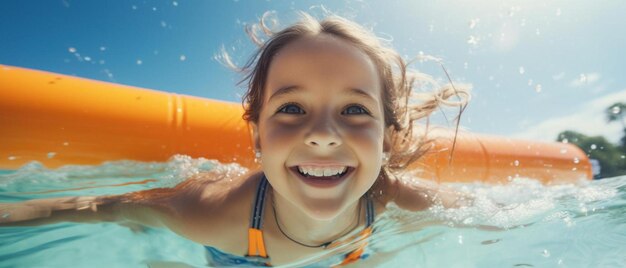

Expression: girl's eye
xmin=277 ymin=103 xmax=305 ymax=114
xmin=342 ymin=105 xmax=370 ymax=115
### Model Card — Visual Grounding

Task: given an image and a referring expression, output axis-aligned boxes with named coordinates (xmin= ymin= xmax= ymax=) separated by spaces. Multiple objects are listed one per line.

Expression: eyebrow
xmin=268 ymin=85 xmax=377 ymax=102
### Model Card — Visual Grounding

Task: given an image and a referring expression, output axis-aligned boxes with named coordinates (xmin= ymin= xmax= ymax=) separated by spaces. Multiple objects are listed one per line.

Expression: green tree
xmin=606 ymin=102 xmax=626 ymax=150
xmin=557 ymin=130 xmax=626 ymax=179
xmin=606 ymin=102 xmax=626 ymax=129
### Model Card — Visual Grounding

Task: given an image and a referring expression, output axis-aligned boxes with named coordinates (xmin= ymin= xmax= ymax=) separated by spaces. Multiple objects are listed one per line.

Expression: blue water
xmin=1 ymin=156 xmax=625 ymax=267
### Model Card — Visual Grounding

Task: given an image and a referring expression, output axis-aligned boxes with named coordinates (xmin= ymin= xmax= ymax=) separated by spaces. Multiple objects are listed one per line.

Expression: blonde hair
xmin=219 ymin=11 xmax=470 ymax=182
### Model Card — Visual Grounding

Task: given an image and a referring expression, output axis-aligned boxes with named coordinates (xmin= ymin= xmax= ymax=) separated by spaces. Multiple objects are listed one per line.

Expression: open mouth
xmin=288 ymin=165 xmax=355 ymax=187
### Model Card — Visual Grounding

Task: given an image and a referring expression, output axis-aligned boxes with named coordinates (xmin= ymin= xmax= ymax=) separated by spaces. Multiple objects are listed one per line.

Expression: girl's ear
xmin=250 ymin=122 xmax=261 ymax=152
xmin=383 ymin=126 xmax=393 ymax=154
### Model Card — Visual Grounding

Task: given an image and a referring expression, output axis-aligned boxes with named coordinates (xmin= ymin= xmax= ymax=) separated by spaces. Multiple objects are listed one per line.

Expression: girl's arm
xmin=0 ymin=193 xmax=171 ymax=227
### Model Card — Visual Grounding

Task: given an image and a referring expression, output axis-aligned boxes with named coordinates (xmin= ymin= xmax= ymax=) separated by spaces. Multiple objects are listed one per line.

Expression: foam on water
xmin=0 ymin=157 xmax=625 ymax=267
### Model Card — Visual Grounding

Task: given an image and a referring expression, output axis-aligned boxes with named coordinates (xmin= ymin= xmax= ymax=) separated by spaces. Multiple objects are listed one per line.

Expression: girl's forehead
xmin=267 ymin=34 xmax=381 ymax=95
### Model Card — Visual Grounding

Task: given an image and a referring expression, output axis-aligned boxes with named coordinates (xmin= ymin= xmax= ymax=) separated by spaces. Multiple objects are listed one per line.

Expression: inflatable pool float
xmin=0 ymin=65 xmax=592 ymax=183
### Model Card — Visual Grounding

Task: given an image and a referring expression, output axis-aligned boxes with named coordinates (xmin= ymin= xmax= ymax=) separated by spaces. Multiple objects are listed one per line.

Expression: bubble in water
xmin=458 ymin=235 xmax=464 ymax=244
xmin=84 ymin=56 xmax=91 ymax=61
xmin=100 ymin=46 xmax=106 ymax=51
xmin=161 ymin=21 xmax=167 ymax=28
xmin=68 ymin=47 xmax=76 ymax=53
xmin=173 ymin=1 xmax=178 ymax=6
xmin=573 ymin=157 xmax=580 ymax=164
xmin=556 ymin=8 xmax=562 ymax=16
xmin=468 ymin=18 xmax=479 ymax=29
xmin=180 ymin=55 xmax=186 ymax=61
xmin=590 ymin=144 xmax=597 ymax=150
xmin=519 ymin=66 xmax=525 ymax=74
xmin=528 ymin=79 xmax=533 ymax=86
xmin=152 ymin=7 xmax=157 ymax=11
xmin=542 ymin=249 xmax=550 ymax=257
xmin=579 ymin=73 xmax=587 ymax=84
xmin=535 ymin=84 xmax=542 ymax=93
xmin=132 ymin=5 xmax=137 ymax=10
xmin=47 ymin=152 xmax=57 ymax=159
xmin=611 ymin=106 xmax=621 ymax=114
xmin=467 ymin=35 xmax=479 ymax=45
xmin=136 ymin=59 xmax=143 ymax=65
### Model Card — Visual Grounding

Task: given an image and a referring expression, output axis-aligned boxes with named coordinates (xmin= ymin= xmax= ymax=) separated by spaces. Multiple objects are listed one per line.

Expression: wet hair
xmin=218 ymin=11 xmax=470 ymax=183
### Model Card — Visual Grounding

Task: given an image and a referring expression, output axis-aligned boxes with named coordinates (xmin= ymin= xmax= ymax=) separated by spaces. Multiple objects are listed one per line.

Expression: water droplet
xmin=573 ymin=157 xmax=580 ymax=164
xmin=47 ymin=152 xmax=57 ymax=159
xmin=179 ymin=55 xmax=186 ymax=61
xmin=513 ymin=160 xmax=520 ymax=166
xmin=136 ymin=59 xmax=143 ymax=65
xmin=68 ymin=47 xmax=76 ymax=53
xmin=542 ymin=249 xmax=550 ymax=257
xmin=535 ymin=84 xmax=542 ymax=93
xmin=611 ymin=106 xmax=621 ymax=114
xmin=468 ymin=18 xmax=479 ymax=29
xmin=590 ymin=144 xmax=597 ymax=150
xmin=467 ymin=35 xmax=479 ymax=45
xmin=519 ymin=66 xmax=525 ymax=74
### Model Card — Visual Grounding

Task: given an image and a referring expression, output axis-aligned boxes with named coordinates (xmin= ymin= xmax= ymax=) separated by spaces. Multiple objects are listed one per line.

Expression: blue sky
xmin=2 ymin=0 xmax=625 ymax=143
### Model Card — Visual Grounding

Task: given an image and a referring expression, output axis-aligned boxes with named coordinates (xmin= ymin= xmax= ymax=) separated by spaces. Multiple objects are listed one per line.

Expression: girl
xmin=1 ymin=12 xmax=470 ymax=266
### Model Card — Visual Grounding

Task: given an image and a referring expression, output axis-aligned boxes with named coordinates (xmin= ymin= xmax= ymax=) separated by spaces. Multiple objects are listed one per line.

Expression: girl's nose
xmin=304 ymin=119 xmax=342 ymax=148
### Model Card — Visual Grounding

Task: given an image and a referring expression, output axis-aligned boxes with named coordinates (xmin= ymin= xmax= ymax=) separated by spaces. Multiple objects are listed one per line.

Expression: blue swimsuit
xmin=204 ymin=175 xmax=375 ymax=267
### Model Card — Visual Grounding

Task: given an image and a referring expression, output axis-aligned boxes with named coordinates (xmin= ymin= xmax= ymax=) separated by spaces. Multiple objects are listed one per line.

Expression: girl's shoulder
xmin=150 ymin=169 xmax=263 ymax=247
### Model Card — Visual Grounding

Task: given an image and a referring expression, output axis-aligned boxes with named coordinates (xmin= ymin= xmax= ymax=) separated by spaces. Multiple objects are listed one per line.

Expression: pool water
xmin=1 ymin=156 xmax=625 ymax=267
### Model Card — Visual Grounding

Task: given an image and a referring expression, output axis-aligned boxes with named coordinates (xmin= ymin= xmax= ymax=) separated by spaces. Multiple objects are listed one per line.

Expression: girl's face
xmin=252 ymin=34 xmax=387 ymax=220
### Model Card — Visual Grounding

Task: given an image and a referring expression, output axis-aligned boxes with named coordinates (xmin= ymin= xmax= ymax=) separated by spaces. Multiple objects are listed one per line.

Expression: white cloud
xmin=569 ymin=72 xmax=600 ymax=87
xmin=514 ymin=89 xmax=626 ymax=143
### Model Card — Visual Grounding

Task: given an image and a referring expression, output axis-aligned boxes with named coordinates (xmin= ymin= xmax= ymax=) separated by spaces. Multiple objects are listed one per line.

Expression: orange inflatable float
xmin=0 ymin=65 xmax=592 ymax=183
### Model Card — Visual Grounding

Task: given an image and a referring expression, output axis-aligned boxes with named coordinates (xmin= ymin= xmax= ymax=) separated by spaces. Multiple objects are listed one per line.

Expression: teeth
xmin=297 ymin=166 xmax=347 ymax=177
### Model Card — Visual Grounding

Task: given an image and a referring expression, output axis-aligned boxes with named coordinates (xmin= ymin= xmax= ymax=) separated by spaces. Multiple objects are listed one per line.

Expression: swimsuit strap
xmin=245 ymin=175 xmax=376 ymax=267
xmin=333 ymin=194 xmax=375 ymax=267
xmin=245 ymin=175 xmax=271 ymax=265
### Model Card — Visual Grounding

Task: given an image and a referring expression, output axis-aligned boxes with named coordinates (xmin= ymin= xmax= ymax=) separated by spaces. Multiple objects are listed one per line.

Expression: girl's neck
xmin=269 ymin=190 xmax=361 ymax=247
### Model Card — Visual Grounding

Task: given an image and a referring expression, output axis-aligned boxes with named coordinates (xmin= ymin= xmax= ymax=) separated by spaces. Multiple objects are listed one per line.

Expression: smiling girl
xmin=1 ymin=12 xmax=470 ymax=266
